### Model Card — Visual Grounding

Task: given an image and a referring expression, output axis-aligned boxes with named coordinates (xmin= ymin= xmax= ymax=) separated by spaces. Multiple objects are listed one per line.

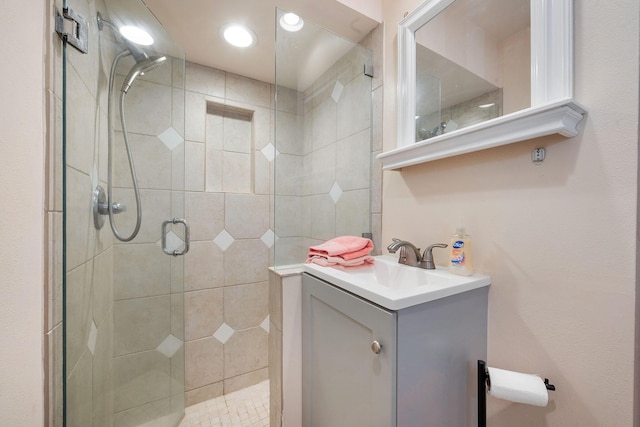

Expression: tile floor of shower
xmin=179 ymin=381 xmax=270 ymax=427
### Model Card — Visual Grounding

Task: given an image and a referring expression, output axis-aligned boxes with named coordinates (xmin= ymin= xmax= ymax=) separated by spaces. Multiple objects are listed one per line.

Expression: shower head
xmin=97 ymin=13 xmax=167 ymax=94
xmin=121 ymin=55 xmax=167 ymax=94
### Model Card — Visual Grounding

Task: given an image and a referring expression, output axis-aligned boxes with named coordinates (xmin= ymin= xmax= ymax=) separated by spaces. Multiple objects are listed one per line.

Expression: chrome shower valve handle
xmin=93 ymin=185 xmax=126 ymax=229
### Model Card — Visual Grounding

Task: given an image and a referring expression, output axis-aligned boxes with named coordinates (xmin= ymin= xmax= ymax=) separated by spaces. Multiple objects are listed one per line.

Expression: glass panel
xmin=62 ymin=0 xmax=185 ymax=426
xmin=274 ymin=9 xmax=373 ymax=267
xmin=414 ymin=0 xmax=530 ymax=140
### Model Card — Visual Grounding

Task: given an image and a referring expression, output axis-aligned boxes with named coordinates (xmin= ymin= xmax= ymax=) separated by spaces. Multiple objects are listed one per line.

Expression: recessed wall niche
xmin=206 ymin=102 xmax=255 ymax=194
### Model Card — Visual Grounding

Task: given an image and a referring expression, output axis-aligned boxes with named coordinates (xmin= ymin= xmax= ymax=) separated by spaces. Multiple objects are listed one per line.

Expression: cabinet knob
xmin=371 ymin=341 xmax=382 ymax=354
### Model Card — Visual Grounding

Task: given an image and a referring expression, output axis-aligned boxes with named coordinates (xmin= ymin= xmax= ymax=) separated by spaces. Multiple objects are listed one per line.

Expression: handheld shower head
xmin=121 ymin=55 xmax=167 ymax=94
xmin=97 ymin=13 xmax=167 ymax=94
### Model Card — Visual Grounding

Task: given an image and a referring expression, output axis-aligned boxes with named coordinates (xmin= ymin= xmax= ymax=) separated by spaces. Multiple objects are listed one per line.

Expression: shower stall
xmin=57 ymin=0 xmax=381 ymax=425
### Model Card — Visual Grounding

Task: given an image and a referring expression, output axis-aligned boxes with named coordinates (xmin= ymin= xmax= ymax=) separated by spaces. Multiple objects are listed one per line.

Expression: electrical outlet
xmin=532 ymin=148 xmax=546 ymax=163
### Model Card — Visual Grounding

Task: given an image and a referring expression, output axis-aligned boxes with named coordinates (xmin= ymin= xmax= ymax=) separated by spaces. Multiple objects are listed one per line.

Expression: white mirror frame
xmin=379 ymin=0 xmax=587 ymax=170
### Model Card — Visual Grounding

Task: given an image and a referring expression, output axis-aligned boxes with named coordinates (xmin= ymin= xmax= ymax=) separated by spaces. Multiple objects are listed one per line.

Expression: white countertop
xmin=303 ymin=255 xmax=491 ymax=310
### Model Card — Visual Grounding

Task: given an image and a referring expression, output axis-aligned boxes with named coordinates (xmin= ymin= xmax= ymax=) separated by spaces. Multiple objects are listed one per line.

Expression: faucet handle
xmin=386 ymin=238 xmax=404 ymax=251
xmin=419 ymin=243 xmax=448 ymax=270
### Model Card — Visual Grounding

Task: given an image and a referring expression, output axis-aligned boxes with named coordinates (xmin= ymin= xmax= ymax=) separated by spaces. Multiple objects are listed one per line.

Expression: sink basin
xmin=303 ymin=254 xmax=490 ymax=310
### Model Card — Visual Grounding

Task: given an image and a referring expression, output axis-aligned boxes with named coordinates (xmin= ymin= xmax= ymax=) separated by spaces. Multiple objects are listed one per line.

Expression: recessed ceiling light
xmin=279 ymin=12 xmax=304 ymax=32
xmin=221 ymin=24 xmax=256 ymax=48
xmin=119 ymin=25 xmax=154 ymax=46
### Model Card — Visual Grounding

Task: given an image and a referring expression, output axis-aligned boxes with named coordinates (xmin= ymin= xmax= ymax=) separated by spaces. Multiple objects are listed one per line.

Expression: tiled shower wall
xmin=269 ymin=23 xmax=383 ymax=427
xmin=181 ymin=62 xmax=274 ymax=405
xmin=181 ymin=27 xmax=384 ymax=402
xmin=109 ymin=55 xmax=186 ymax=427
xmin=274 ymin=26 xmax=384 ymax=266
xmin=300 ymin=45 xmax=374 ymax=248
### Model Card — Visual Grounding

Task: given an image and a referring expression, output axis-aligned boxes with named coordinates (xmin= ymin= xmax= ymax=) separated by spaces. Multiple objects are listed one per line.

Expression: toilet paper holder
xmin=477 ymin=360 xmax=555 ymax=427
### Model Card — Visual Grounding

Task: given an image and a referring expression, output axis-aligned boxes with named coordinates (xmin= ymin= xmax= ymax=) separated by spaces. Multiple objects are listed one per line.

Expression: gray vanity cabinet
xmin=302 ymin=272 xmax=488 ymax=427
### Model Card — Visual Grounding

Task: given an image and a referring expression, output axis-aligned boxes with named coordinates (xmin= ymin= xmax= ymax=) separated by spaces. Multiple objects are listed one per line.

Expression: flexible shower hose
xmin=106 ymin=50 xmax=143 ymax=242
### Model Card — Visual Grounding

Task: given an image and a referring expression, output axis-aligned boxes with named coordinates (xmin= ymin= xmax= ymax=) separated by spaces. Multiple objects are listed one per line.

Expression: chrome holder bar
xmin=162 ymin=218 xmax=190 ymax=256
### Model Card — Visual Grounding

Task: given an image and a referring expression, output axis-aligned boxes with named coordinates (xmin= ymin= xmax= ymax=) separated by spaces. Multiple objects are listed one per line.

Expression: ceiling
xmin=139 ymin=0 xmax=379 ymax=88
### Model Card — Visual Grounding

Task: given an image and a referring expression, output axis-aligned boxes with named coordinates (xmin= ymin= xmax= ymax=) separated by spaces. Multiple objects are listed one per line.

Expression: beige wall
xmin=381 ymin=0 xmax=638 ymax=425
xmin=0 ymin=0 xmax=45 ymax=426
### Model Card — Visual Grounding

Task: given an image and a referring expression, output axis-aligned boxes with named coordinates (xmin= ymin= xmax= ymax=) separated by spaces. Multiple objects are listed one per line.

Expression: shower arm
xmin=97 ymin=12 xmax=115 ymax=32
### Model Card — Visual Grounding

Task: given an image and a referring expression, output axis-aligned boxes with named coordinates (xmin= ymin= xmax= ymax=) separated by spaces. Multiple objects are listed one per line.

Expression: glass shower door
xmin=62 ymin=0 xmax=186 ymax=425
xmin=273 ymin=8 xmax=374 ymax=267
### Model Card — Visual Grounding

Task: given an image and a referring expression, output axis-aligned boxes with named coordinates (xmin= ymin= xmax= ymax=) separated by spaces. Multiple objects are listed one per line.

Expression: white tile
xmin=212 ymin=323 xmax=235 ymax=344
xmin=260 ymin=316 xmax=269 ymax=333
xmin=260 ymin=230 xmax=275 ymax=248
xmin=157 ymin=334 xmax=183 ymax=358
xmin=331 ymin=80 xmax=344 ymax=103
xmin=87 ymin=321 xmax=97 ymax=355
xmin=260 ymin=143 xmax=278 ymax=162
xmin=213 ymin=230 xmax=235 ymax=251
xmin=330 ymin=182 xmax=343 ymax=203
xmin=158 ymin=126 xmax=184 ymax=151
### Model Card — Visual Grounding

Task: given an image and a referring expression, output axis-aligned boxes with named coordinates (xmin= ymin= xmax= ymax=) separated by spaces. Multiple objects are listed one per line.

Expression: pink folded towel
xmin=306 ymin=254 xmax=375 ymax=267
xmin=306 ymin=236 xmax=375 ymax=267
xmin=308 ymin=236 xmax=374 ymax=261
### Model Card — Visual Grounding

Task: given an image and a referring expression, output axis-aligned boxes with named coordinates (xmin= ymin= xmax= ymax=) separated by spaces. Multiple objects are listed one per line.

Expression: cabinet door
xmin=302 ymin=273 xmax=396 ymax=427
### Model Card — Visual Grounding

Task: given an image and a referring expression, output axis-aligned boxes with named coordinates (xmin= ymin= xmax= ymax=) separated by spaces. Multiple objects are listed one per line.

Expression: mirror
xmin=380 ymin=0 xmax=586 ymax=170
xmin=414 ymin=0 xmax=529 ymax=141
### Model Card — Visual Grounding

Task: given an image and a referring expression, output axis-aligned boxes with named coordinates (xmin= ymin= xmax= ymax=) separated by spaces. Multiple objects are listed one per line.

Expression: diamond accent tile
xmin=260 ymin=316 xmax=270 ymax=333
xmin=213 ymin=230 xmax=235 ymax=251
xmin=213 ymin=323 xmax=235 ymax=344
xmin=331 ymin=81 xmax=344 ymax=103
xmin=87 ymin=321 xmax=97 ymax=356
xmin=329 ymin=182 xmax=343 ymax=204
xmin=261 ymin=229 xmax=275 ymax=248
xmin=260 ymin=143 xmax=279 ymax=162
xmin=157 ymin=334 xmax=183 ymax=358
xmin=158 ymin=126 xmax=184 ymax=151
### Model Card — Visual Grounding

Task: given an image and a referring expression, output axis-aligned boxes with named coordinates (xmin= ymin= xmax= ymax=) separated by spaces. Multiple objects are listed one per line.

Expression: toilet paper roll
xmin=487 ymin=367 xmax=549 ymax=407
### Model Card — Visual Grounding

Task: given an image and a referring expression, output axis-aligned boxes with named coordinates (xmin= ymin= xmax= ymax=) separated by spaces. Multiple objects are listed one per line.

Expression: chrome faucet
xmin=387 ymin=239 xmax=448 ymax=270
xmin=387 ymin=239 xmax=422 ymax=266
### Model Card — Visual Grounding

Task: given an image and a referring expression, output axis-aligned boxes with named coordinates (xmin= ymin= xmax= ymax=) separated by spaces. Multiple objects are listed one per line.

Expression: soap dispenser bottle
xmin=449 ymin=227 xmax=473 ymax=276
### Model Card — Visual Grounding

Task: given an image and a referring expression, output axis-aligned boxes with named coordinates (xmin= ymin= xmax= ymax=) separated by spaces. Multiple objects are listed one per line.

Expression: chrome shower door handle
xmin=162 ymin=218 xmax=190 ymax=256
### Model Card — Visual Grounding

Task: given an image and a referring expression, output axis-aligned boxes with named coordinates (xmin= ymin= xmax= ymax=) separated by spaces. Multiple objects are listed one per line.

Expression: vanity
xmin=302 ymin=255 xmax=490 ymax=426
